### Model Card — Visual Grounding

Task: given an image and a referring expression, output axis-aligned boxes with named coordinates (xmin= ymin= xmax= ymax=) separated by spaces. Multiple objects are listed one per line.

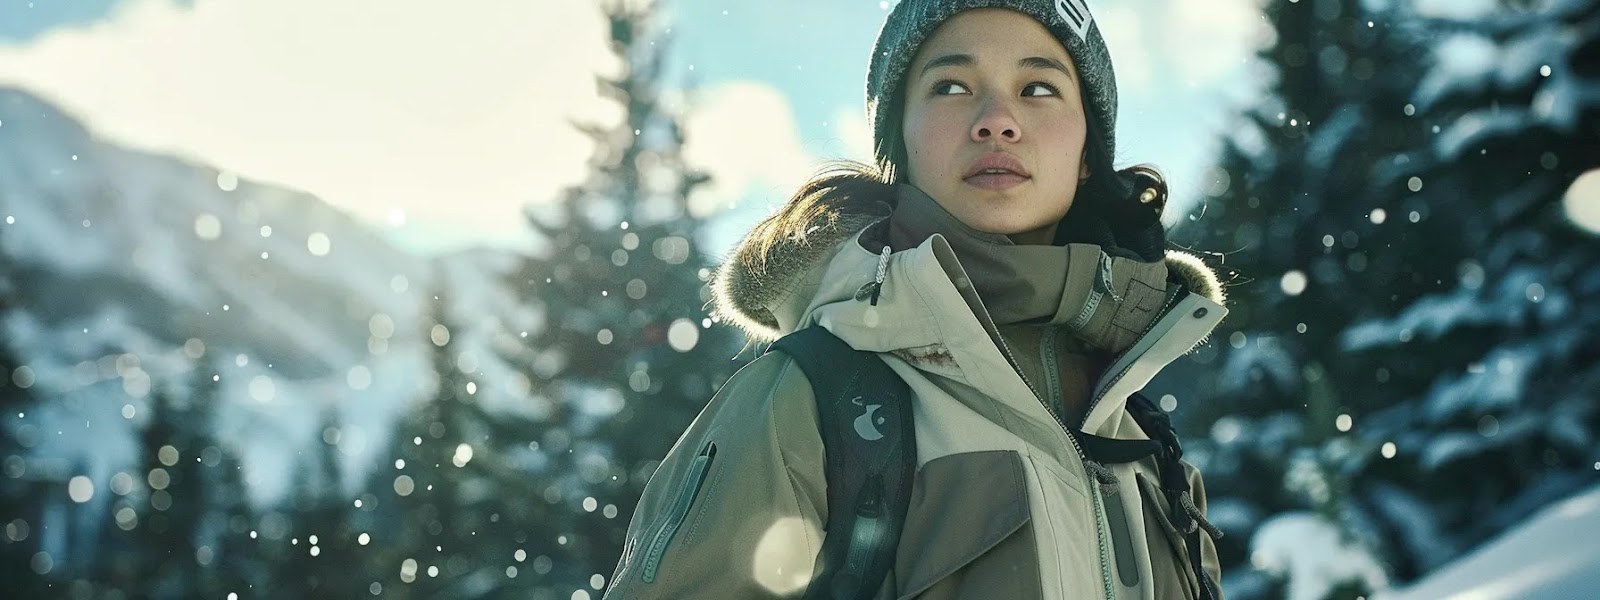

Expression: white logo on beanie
xmin=1055 ymin=0 xmax=1094 ymax=41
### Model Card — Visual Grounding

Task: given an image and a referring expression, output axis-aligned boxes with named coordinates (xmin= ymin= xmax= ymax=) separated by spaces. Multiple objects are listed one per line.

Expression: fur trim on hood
xmin=711 ymin=207 xmax=1225 ymax=343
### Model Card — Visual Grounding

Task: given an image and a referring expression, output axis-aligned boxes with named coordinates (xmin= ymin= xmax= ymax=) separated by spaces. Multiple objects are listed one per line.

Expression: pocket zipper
xmin=1102 ymin=483 xmax=1141 ymax=588
xmin=640 ymin=441 xmax=717 ymax=583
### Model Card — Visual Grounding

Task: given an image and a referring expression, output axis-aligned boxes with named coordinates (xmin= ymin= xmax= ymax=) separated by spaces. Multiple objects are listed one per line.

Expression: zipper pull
xmin=854 ymin=245 xmax=892 ymax=306
xmin=1095 ymin=251 xmax=1124 ymax=304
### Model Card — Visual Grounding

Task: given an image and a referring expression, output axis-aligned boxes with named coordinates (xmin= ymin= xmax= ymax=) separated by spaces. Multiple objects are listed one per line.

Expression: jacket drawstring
xmin=1084 ymin=459 xmax=1120 ymax=497
xmin=855 ymin=246 xmax=892 ymax=306
xmin=1180 ymin=491 xmax=1225 ymax=541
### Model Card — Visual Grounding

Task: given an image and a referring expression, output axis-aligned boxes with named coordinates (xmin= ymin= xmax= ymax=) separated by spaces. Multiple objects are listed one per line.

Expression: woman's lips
xmin=964 ymin=172 xmax=1029 ymax=190
xmin=963 ymin=152 xmax=1030 ymax=190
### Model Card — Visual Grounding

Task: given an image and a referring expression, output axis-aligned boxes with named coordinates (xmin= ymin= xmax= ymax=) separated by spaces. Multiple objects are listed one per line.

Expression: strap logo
xmin=1055 ymin=0 xmax=1094 ymax=41
xmin=851 ymin=396 xmax=886 ymax=441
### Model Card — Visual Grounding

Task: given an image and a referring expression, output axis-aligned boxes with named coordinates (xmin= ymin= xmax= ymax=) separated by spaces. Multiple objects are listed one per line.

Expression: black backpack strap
xmin=1076 ymin=431 xmax=1162 ymax=465
xmin=1126 ymin=392 xmax=1222 ymax=600
xmin=768 ymin=326 xmax=915 ymax=600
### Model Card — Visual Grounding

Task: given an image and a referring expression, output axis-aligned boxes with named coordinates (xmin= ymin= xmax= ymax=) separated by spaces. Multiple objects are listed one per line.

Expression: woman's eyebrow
xmin=1018 ymin=56 xmax=1074 ymax=81
xmin=919 ymin=53 xmax=975 ymax=77
xmin=918 ymin=53 xmax=1075 ymax=82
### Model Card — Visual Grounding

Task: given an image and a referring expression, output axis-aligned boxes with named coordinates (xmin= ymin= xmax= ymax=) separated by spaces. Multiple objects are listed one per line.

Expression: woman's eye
xmin=934 ymin=81 xmax=970 ymax=95
xmin=1023 ymin=82 xmax=1060 ymax=97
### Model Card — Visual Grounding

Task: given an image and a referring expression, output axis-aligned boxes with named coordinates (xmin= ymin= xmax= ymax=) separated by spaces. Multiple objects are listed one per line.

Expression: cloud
xmin=682 ymin=81 xmax=823 ymax=218
xmin=830 ymin=106 xmax=876 ymax=166
xmin=1095 ymin=0 xmax=1264 ymax=93
xmin=1165 ymin=0 xmax=1267 ymax=87
xmin=680 ymin=83 xmax=878 ymax=257
xmin=0 ymin=0 xmax=619 ymax=254
xmin=1096 ymin=5 xmax=1154 ymax=91
xmin=681 ymin=82 xmax=882 ymax=239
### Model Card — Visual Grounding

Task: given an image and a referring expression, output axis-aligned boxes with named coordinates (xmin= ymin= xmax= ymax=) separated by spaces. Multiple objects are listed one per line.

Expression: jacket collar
xmin=711 ymin=192 xmax=1226 ymax=345
xmin=762 ymin=224 xmax=1226 ymax=437
xmin=709 ymin=188 xmax=1230 ymax=436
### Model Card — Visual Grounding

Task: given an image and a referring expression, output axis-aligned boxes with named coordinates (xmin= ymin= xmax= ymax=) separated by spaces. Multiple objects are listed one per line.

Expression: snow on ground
xmin=1376 ymin=483 xmax=1600 ymax=600
xmin=1250 ymin=511 xmax=1390 ymax=600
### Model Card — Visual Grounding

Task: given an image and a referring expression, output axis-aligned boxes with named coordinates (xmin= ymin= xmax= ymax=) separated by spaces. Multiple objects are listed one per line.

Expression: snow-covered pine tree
xmin=1336 ymin=0 xmax=1600 ymax=583
xmin=199 ymin=418 xmax=257 ymax=599
xmin=0 ymin=270 xmax=48 ymax=598
xmin=270 ymin=406 xmax=367 ymax=597
xmin=1168 ymin=0 xmax=1600 ymax=596
xmin=507 ymin=0 xmax=745 ymax=592
xmin=180 ymin=363 xmax=256 ymax=598
xmin=114 ymin=364 xmax=256 ymax=597
xmin=1163 ymin=0 xmax=1434 ymax=593
xmin=127 ymin=377 xmax=203 ymax=595
xmin=47 ymin=360 xmax=261 ymax=599
xmin=362 ymin=289 xmax=562 ymax=599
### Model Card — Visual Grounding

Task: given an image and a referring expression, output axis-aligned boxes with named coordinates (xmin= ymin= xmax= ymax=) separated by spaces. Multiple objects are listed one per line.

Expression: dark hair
xmin=1052 ymin=124 xmax=1169 ymax=258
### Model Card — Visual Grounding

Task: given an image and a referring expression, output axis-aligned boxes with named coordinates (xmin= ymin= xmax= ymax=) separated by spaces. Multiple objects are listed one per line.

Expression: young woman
xmin=606 ymin=2 xmax=1228 ymax=598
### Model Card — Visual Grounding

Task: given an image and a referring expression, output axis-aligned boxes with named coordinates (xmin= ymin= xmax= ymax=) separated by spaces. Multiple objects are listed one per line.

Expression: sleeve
xmin=603 ymin=352 xmax=829 ymax=599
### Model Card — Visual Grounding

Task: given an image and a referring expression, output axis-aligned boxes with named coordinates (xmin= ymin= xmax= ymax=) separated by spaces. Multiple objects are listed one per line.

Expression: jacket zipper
xmin=985 ymin=316 xmax=1112 ymax=599
xmin=1040 ymin=327 xmax=1118 ymax=600
xmin=1055 ymin=261 xmax=1190 ymax=599
xmin=640 ymin=441 xmax=717 ymax=583
xmin=1067 ymin=251 xmax=1119 ymax=331
xmin=985 ymin=317 xmax=1089 ymax=466
xmin=1090 ymin=478 xmax=1117 ymax=599
xmin=948 ymin=247 xmax=1188 ymax=600
xmin=1040 ymin=328 xmax=1063 ymax=421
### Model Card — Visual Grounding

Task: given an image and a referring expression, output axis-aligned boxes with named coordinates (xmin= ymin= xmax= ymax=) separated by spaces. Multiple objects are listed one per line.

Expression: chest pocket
xmin=892 ymin=450 xmax=1042 ymax=600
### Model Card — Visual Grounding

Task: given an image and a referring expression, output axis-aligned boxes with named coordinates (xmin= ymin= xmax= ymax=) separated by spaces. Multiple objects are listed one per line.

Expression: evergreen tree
xmin=0 ymin=266 xmax=48 ymax=598
xmin=508 ymin=0 xmax=746 ymax=592
xmin=109 ymin=362 xmax=258 ymax=598
xmin=201 ymin=429 xmax=258 ymax=598
xmin=129 ymin=377 xmax=202 ymax=596
xmin=1168 ymin=0 xmax=1600 ymax=596
xmin=364 ymin=289 xmax=559 ymax=599
xmin=1335 ymin=0 xmax=1600 ymax=582
xmin=270 ymin=406 xmax=365 ymax=597
xmin=183 ymin=363 xmax=256 ymax=598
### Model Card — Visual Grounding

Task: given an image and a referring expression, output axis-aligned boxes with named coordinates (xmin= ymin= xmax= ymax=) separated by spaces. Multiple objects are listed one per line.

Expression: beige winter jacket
xmin=605 ymin=190 xmax=1229 ymax=599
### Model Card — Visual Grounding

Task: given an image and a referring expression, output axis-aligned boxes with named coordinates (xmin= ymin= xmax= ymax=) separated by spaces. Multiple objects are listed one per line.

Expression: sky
xmin=0 ymin=0 xmax=1270 ymax=257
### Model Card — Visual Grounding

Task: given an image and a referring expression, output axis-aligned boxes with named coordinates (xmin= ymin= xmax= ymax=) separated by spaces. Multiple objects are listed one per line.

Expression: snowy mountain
xmin=0 ymin=86 xmax=529 ymax=506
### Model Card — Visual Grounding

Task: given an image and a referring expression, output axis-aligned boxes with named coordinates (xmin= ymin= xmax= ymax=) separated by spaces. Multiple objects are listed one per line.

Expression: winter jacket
xmin=604 ymin=185 xmax=1229 ymax=599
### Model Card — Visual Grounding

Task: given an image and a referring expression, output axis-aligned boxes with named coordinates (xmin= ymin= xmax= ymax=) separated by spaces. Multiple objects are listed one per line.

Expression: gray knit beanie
xmin=866 ymin=0 xmax=1118 ymax=174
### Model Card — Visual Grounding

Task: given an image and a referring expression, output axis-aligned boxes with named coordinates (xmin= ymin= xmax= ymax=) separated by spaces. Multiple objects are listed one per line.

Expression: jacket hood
xmin=711 ymin=198 xmax=1226 ymax=343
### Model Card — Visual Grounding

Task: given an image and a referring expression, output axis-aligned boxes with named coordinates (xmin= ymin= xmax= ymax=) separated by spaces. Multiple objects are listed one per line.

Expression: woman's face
xmin=900 ymin=8 xmax=1090 ymax=245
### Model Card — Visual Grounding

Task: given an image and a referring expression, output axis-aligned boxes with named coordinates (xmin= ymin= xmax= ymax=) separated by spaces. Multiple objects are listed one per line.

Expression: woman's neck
xmin=1006 ymin=223 xmax=1059 ymax=246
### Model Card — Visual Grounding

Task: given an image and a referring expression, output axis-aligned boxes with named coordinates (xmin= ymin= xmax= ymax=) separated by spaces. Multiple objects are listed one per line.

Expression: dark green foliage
xmin=1162 ymin=0 xmax=1600 ymax=596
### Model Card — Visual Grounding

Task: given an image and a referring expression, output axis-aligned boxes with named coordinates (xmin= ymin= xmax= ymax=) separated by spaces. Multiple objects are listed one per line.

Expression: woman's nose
xmin=971 ymin=100 xmax=1021 ymax=143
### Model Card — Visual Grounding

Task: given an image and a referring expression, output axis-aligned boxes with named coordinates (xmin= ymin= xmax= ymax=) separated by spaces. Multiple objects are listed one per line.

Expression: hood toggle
xmin=853 ymin=245 xmax=894 ymax=306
